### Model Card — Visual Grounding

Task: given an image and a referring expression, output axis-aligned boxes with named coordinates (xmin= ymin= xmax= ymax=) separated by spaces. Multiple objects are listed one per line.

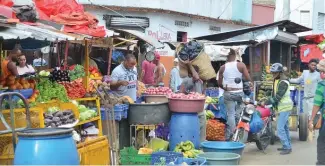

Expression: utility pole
xmin=283 ymin=0 xmax=291 ymax=20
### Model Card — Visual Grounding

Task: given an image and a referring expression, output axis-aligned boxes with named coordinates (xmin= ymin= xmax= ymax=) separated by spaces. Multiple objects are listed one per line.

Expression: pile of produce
xmin=168 ymin=92 xmax=205 ymax=100
xmin=83 ymin=91 xmax=98 ymax=108
xmin=89 ymin=66 xmax=102 ymax=78
xmin=39 ymin=70 xmax=50 ymax=77
xmin=137 ymin=81 xmax=146 ymax=97
xmin=69 ymin=65 xmax=85 ymax=81
xmin=257 ymin=65 xmax=273 ymax=101
xmin=173 ymin=141 xmax=203 ymax=158
xmin=178 ymin=41 xmax=203 ymax=61
xmin=205 ymin=96 xmax=218 ymax=104
xmin=49 ymin=68 xmax=70 ymax=82
xmin=0 ymin=76 xmax=36 ymax=90
xmin=73 ymin=101 xmax=98 ymax=121
xmin=60 ymin=81 xmax=86 ymax=99
xmin=206 ymin=119 xmax=225 ymax=141
xmin=1 ymin=99 xmax=36 ymax=109
xmin=36 ymin=79 xmax=69 ymax=102
xmin=44 ymin=107 xmax=76 ymax=128
xmin=205 ymin=110 xmax=215 ymax=120
xmin=145 ymin=87 xmax=172 ymax=95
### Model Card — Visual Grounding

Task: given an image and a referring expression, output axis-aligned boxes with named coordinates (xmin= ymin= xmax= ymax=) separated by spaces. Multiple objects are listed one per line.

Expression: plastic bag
xmin=206 ymin=119 xmax=225 ymax=141
xmin=249 ymin=112 xmax=264 ymax=133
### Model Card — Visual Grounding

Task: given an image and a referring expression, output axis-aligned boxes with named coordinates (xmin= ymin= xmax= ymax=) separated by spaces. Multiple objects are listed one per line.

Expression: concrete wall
xmin=85 ymin=7 xmax=248 ymax=42
xmin=252 ymin=4 xmax=275 ymax=25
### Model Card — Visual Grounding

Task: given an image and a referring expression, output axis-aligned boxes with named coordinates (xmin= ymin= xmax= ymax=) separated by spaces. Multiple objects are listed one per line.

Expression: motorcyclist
xmin=264 ymin=63 xmax=293 ymax=155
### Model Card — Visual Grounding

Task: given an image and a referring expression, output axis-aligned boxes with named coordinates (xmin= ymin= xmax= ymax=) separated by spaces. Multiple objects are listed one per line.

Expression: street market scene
xmin=0 ymin=0 xmax=325 ymax=165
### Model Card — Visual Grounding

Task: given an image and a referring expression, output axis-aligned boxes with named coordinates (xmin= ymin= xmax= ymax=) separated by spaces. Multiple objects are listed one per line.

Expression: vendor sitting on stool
xmin=179 ymin=59 xmax=206 ymax=143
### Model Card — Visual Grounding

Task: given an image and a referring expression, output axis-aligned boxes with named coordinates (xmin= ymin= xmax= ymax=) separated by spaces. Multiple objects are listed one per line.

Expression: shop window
xmin=175 ymin=20 xmax=190 ymax=27
xmin=177 ymin=31 xmax=187 ymax=42
xmin=317 ymin=12 xmax=325 ymax=30
xmin=300 ymin=10 xmax=310 ymax=27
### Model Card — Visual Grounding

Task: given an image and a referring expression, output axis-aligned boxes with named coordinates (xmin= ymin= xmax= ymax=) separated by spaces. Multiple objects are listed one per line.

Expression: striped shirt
xmin=313 ymin=82 xmax=325 ymax=107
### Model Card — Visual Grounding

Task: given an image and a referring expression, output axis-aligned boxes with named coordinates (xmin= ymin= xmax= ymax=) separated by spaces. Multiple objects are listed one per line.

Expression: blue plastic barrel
xmin=14 ymin=128 xmax=79 ymax=165
xmin=169 ymin=113 xmax=200 ymax=151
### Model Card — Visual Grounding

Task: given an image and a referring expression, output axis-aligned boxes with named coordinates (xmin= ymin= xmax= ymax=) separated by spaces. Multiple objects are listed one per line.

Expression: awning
xmin=213 ymin=40 xmax=258 ymax=46
xmin=194 ymin=20 xmax=311 ymax=41
xmin=114 ymin=29 xmax=164 ymax=49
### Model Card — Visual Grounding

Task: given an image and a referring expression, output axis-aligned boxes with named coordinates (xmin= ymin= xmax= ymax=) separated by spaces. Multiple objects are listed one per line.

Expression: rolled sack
xmin=178 ymin=49 xmax=217 ymax=81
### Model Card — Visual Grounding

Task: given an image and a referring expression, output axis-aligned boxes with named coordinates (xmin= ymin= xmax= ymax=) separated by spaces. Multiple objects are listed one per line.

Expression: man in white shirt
xmin=169 ymin=58 xmax=182 ymax=92
xmin=218 ymin=49 xmax=252 ymax=140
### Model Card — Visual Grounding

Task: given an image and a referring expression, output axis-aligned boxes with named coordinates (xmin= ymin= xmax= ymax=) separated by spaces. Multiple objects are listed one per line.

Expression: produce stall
xmin=0 ymin=36 xmax=113 ymax=165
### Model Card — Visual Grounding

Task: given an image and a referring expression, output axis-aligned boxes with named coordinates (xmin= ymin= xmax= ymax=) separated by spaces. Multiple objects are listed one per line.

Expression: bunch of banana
xmin=205 ymin=97 xmax=218 ymax=104
xmin=174 ymin=141 xmax=203 ymax=158
xmin=205 ymin=110 xmax=215 ymax=120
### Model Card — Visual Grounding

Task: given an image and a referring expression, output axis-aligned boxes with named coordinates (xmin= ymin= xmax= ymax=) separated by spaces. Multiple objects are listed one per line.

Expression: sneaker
xmin=280 ymin=149 xmax=292 ymax=155
xmin=277 ymin=147 xmax=285 ymax=151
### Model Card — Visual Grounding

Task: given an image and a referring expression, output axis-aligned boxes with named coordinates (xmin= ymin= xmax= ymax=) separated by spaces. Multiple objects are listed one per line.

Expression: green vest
xmin=273 ymin=80 xmax=293 ymax=112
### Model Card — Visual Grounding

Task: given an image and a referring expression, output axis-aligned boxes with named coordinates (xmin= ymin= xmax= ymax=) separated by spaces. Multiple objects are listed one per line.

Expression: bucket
xmin=201 ymin=141 xmax=245 ymax=156
xmin=14 ymin=128 xmax=79 ymax=165
xmin=198 ymin=152 xmax=241 ymax=165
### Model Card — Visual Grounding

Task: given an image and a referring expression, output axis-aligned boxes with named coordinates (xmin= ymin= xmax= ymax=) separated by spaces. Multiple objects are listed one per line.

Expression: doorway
xmin=177 ymin=31 xmax=187 ymax=42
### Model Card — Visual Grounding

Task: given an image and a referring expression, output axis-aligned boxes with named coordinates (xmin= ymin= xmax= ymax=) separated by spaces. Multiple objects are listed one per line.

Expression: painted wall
xmin=252 ymin=4 xmax=275 ymax=25
xmin=78 ymin=0 xmax=234 ymax=21
xmin=232 ymin=0 xmax=253 ymax=23
xmin=85 ymin=7 xmax=248 ymax=42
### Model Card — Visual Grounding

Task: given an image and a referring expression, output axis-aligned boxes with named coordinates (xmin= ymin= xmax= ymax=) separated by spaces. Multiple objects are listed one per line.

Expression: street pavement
xmin=241 ymin=131 xmax=317 ymax=165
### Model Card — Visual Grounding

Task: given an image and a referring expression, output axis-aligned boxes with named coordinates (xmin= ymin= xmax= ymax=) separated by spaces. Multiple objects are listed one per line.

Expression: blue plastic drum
xmin=14 ymin=128 xmax=79 ymax=165
xmin=169 ymin=113 xmax=200 ymax=151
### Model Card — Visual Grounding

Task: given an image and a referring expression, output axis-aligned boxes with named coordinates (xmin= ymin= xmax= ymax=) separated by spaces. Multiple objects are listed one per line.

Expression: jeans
xmin=224 ymin=91 xmax=244 ymax=140
xmin=317 ymin=122 xmax=325 ymax=165
xmin=277 ymin=111 xmax=292 ymax=150
xmin=198 ymin=111 xmax=207 ymax=142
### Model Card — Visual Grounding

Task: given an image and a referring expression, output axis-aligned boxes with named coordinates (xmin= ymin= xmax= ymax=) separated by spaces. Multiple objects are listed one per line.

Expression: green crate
xmin=120 ymin=147 xmax=152 ymax=165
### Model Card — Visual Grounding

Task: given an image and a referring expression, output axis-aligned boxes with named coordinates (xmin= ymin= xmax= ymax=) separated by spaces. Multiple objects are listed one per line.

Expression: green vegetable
xmin=69 ymin=65 xmax=85 ymax=81
xmin=36 ymin=78 xmax=69 ymax=102
xmin=48 ymin=107 xmax=60 ymax=113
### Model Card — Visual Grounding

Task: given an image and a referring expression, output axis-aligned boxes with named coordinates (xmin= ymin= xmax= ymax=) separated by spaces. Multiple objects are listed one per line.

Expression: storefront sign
xmin=147 ymin=30 xmax=172 ymax=41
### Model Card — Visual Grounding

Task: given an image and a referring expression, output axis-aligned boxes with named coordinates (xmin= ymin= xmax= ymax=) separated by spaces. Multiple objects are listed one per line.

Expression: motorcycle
xmin=231 ymin=78 xmax=276 ymax=151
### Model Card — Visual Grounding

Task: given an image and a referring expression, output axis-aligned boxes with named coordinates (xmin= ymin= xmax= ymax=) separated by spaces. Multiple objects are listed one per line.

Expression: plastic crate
xmin=151 ymin=151 xmax=183 ymax=165
xmin=205 ymin=89 xmax=219 ymax=97
xmin=120 ymin=147 xmax=151 ymax=165
xmin=77 ymin=136 xmax=110 ymax=165
xmin=101 ymin=105 xmax=127 ymax=121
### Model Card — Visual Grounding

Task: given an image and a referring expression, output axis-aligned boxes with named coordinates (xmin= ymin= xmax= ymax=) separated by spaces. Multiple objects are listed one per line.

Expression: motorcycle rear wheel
xmin=256 ymin=123 xmax=272 ymax=150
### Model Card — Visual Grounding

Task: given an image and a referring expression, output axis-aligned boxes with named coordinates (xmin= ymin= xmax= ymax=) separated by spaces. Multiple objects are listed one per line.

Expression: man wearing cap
xmin=154 ymin=52 xmax=166 ymax=87
xmin=140 ymin=59 xmax=156 ymax=85
xmin=170 ymin=58 xmax=182 ymax=92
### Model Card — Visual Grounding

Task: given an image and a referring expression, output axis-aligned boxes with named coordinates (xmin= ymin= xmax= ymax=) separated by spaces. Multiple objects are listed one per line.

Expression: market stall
xmin=0 ymin=18 xmax=115 ymax=164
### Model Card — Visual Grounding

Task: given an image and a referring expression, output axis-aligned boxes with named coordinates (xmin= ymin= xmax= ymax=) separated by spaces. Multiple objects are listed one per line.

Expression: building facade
xmin=275 ymin=0 xmax=325 ymax=35
xmin=79 ymin=0 xmax=254 ymax=42
xmin=252 ymin=0 xmax=275 ymax=25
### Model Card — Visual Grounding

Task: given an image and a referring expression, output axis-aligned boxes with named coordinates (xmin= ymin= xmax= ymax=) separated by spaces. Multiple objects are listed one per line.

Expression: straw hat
xmin=317 ymin=59 xmax=325 ymax=72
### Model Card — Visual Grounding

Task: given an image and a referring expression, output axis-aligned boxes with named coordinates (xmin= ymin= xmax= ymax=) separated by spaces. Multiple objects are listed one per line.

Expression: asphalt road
xmin=241 ymin=131 xmax=317 ymax=165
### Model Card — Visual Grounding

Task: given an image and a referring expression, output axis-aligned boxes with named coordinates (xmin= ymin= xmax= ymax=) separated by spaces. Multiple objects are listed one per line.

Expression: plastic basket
xmin=151 ymin=151 xmax=183 ymax=165
xmin=120 ymin=147 xmax=151 ymax=165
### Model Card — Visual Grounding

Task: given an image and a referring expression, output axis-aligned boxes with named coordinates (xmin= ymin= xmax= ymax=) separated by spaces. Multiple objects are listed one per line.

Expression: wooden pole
xmin=83 ymin=40 xmax=90 ymax=91
xmin=107 ymin=38 xmax=114 ymax=75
